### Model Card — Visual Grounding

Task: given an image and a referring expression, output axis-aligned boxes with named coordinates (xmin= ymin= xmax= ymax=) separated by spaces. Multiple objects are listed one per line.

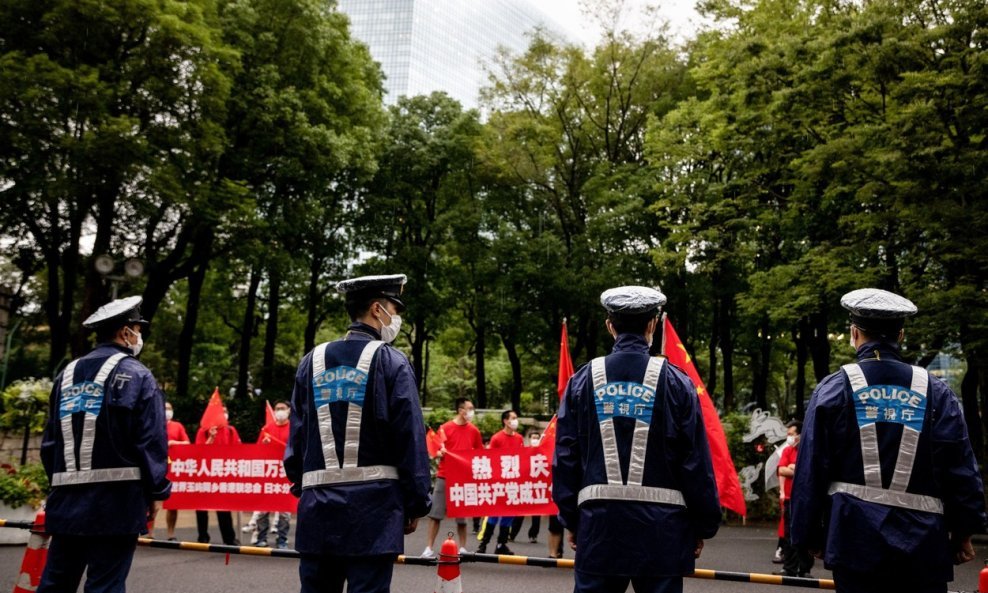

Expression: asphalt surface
xmin=2 ymin=518 xmax=986 ymax=592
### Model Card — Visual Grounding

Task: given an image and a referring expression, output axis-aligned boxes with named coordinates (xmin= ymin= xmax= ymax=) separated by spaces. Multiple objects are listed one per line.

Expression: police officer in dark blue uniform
xmin=285 ymin=274 xmax=432 ymax=593
xmin=791 ymin=288 xmax=987 ymax=593
xmin=553 ymin=286 xmax=722 ymax=593
xmin=38 ymin=296 xmax=171 ymax=593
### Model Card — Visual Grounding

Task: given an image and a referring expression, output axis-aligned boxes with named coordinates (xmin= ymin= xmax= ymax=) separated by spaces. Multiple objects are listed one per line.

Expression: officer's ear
xmin=897 ymin=328 xmax=904 ymax=343
xmin=605 ymin=319 xmax=617 ymax=340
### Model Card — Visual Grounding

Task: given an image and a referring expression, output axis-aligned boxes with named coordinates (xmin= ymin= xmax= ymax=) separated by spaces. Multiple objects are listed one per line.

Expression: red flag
xmin=199 ymin=387 xmax=228 ymax=431
xmin=264 ymin=400 xmax=276 ymax=427
xmin=426 ymin=428 xmax=441 ymax=458
xmin=537 ymin=414 xmax=558 ymax=457
xmin=663 ymin=317 xmax=746 ymax=516
xmin=557 ymin=319 xmax=574 ymax=400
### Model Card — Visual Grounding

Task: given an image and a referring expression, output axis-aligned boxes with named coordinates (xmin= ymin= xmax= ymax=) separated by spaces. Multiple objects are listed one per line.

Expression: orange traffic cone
xmin=13 ymin=509 xmax=49 ymax=593
xmin=434 ymin=534 xmax=462 ymax=593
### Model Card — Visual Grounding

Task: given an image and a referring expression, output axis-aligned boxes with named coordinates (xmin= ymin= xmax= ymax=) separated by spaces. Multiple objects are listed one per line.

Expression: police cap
xmin=82 ymin=296 xmax=150 ymax=330
xmin=600 ymin=286 xmax=667 ymax=315
xmin=336 ymin=274 xmax=407 ymax=312
xmin=840 ymin=288 xmax=917 ymax=337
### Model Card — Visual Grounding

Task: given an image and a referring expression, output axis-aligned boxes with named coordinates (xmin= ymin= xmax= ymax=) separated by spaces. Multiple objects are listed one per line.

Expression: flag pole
xmin=660 ymin=313 xmax=667 ymax=356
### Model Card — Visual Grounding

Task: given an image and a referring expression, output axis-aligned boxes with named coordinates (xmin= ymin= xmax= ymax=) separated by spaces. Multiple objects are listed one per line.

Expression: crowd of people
xmin=32 ymin=278 xmax=988 ymax=593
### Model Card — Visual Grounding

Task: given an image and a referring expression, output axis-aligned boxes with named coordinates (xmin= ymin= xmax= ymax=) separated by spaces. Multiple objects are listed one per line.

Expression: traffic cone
xmin=13 ymin=509 xmax=49 ymax=593
xmin=979 ymin=559 xmax=988 ymax=593
xmin=434 ymin=535 xmax=462 ymax=593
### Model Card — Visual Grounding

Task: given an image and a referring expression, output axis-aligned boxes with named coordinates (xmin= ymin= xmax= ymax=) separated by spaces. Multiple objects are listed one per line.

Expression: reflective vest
xmin=302 ymin=340 xmax=400 ymax=489
xmin=828 ymin=363 xmax=943 ymax=514
xmin=53 ymin=353 xmax=141 ymax=487
xmin=578 ymin=356 xmax=686 ymax=508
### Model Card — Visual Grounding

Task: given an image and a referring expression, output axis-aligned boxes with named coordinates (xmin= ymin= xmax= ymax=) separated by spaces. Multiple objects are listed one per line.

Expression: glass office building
xmin=338 ymin=0 xmax=570 ymax=107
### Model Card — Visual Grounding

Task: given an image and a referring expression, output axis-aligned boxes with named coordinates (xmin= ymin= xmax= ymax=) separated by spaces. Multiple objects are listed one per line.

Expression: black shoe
xmin=798 ymin=572 xmax=814 ymax=579
xmin=476 ymin=543 xmax=487 ymax=554
xmin=529 ymin=537 xmax=537 ymax=544
xmin=494 ymin=544 xmax=513 ymax=555
xmin=773 ymin=570 xmax=796 ymax=576
xmin=197 ymin=536 xmax=210 ymax=544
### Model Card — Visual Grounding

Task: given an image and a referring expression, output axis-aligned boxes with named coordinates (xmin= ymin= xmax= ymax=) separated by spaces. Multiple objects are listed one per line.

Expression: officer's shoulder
xmin=115 ymin=353 xmax=152 ymax=376
xmin=808 ymin=370 xmax=849 ymax=405
xmin=661 ymin=359 xmax=693 ymax=387
xmin=378 ymin=342 xmax=411 ymax=366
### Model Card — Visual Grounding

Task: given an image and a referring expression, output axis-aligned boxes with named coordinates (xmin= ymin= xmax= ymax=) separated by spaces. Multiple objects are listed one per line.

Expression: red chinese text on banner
xmin=442 ymin=448 xmax=558 ymax=518
xmin=164 ymin=444 xmax=296 ymax=513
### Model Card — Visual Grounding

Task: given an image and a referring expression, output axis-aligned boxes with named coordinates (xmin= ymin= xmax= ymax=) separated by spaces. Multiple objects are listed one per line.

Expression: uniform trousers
xmin=832 ymin=569 xmax=947 ymax=593
xmin=37 ymin=533 xmax=138 ymax=593
xmin=299 ymin=553 xmax=395 ymax=593
xmin=574 ymin=571 xmax=682 ymax=593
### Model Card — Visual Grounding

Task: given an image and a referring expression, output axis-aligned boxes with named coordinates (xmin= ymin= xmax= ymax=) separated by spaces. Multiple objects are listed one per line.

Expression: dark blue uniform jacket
xmin=285 ymin=323 xmax=432 ymax=556
xmin=41 ymin=343 xmax=171 ymax=535
xmin=553 ymin=334 xmax=721 ymax=577
xmin=791 ymin=342 xmax=986 ymax=582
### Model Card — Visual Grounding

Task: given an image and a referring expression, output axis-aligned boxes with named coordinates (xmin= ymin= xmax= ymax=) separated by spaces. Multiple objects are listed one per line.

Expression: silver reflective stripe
xmin=78 ymin=353 xmax=128 ymax=471
xmin=60 ymin=361 xmax=79 ymax=473
xmin=52 ymin=467 xmax=140 ymax=487
xmin=578 ymin=483 xmax=686 ymax=507
xmin=591 ymin=358 xmax=623 ymax=485
xmin=343 ymin=342 xmax=383 ymax=468
xmin=889 ymin=367 xmax=930 ymax=493
xmin=626 ymin=358 xmax=664 ymax=486
xmin=829 ymin=481 xmax=943 ymax=514
xmin=301 ymin=465 xmax=399 ymax=489
xmin=311 ymin=343 xmax=338 ymax=468
xmin=845 ymin=364 xmax=882 ymax=488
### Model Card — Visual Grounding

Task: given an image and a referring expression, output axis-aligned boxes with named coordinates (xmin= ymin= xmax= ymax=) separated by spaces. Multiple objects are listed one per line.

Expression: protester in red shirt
xmin=477 ymin=409 xmax=523 ymax=554
xmin=155 ymin=401 xmax=190 ymax=541
xmin=776 ymin=420 xmax=813 ymax=577
xmin=194 ymin=406 xmax=241 ymax=545
xmin=251 ymin=401 xmax=292 ymax=548
xmin=422 ymin=397 xmax=483 ymax=558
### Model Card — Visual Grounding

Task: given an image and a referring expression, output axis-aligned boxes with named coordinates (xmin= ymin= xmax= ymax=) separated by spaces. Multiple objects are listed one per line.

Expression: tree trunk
xmin=707 ymin=302 xmax=719 ymax=400
xmin=304 ymin=254 xmax=323 ymax=354
xmin=261 ymin=265 xmax=282 ymax=391
xmin=177 ymin=253 xmax=210 ymax=400
xmin=502 ymin=332 xmax=523 ymax=411
xmin=411 ymin=317 xmax=426 ymax=393
xmin=422 ymin=338 xmax=430 ymax=406
xmin=475 ymin=322 xmax=487 ymax=408
xmin=794 ymin=317 xmax=809 ymax=420
xmin=721 ymin=295 xmax=735 ymax=411
xmin=44 ymin=249 xmax=66 ymax=374
xmin=236 ymin=268 xmax=261 ymax=399
xmin=752 ymin=318 xmax=771 ymax=410
xmin=809 ymin=309 xmax=831 ymax=382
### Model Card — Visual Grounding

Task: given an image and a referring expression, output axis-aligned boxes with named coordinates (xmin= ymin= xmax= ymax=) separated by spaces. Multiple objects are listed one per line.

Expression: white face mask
xmin=465 ymin=410 xmax=475 ymax=422
xmin=125 ymin=327 xmax=144 ymax=356
xmin=507 ymin=419 xmax=519 ymax=431
xmin=530 ymin=436 xmax=540 ymax=446
xmin=377 ymin=306 xmax=402 ymax=343
xmin=165 ymin=409 xmax=174 ymax=421
xmin=786 ymin=435 xmax=796 ymax=447
xmin=274 ymin=409 xmax=289 ymax=422
xmin=223 ymin=412 xmax=229 ymax=421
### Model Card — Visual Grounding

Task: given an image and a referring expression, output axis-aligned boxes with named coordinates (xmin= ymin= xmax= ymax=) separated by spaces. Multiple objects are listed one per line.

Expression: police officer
xmin=791 ymin=288 xmax=987 ymax=593
xmin=38 ymin=296 xmax=171 ymax=593
xmin=553 ymin=286 xmax=721 ymax=593
xmin=285 ymin=274 xmax=432 ymax=593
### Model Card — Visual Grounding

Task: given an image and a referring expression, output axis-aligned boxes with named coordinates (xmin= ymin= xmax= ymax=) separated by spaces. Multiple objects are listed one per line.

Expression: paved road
xmin=2 ymin=519 xmax=985 ymax=592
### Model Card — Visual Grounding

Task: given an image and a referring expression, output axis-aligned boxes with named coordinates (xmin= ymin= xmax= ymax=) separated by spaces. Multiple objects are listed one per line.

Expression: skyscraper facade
xmin=337 ymin=0 xmax=570 ymax=107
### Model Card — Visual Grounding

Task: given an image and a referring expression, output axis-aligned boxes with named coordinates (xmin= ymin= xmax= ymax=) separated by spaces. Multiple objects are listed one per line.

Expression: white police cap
xmin=840 ymin=288 xmax=917 ymax=319
xmin=82 ymin=295 xmax=149 ymax=329
xmin=336 ymin=274 xmax=407 ymax=311
xmin=600 ymin=286 xmax=667 ymax=314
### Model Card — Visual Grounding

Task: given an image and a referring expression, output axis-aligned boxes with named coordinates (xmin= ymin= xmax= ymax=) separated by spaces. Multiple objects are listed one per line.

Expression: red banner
xmin=442 ymin=448 xmax=558 ymax=518
xmin=164 ymin=444 xmax=296 ymax=513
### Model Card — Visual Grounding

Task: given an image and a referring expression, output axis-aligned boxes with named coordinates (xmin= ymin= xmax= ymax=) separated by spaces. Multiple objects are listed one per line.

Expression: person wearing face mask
xmin=791 ymin=289 xmax=986 ymax=593
xmin=285 ymin=274 xmax=432 ymax=593
xmin=38 ymin=296 xmax=171 ymax=593
xmin=422 ymin=396 xmax=484 ymax=558
xmin=774 ymin=420 xmax=813 ymax=577
xmin=194 ymin=405 xmax=241 ymax=545
xmin=553 ymin=286 xmax=721 ymax=593
xmin=253 ymin=401 xmax=292 ymax=548
xmin=476 ymin=409 xmax=524 ymax=554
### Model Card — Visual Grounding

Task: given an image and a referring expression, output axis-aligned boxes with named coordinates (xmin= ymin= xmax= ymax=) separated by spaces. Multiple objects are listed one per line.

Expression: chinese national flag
xmin=425 ymin=427 xmax=447 ymax=459
xmin=542 ymin=320 xmax=574 ymax=457
xmin=557 ymin=319 xmax=574 ymax=400
xmin=199 ymin=387 xmax=228 ymax=431
xmin=264 ymin=400 xmax=276 ymax=427
xmin=663 ymin=317 xmax=746 ymax=517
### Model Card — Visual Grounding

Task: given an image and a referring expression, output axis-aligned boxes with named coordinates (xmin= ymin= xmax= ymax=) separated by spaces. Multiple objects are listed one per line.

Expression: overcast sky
xmin=539 ymin=0 xmax=708 ymax=45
